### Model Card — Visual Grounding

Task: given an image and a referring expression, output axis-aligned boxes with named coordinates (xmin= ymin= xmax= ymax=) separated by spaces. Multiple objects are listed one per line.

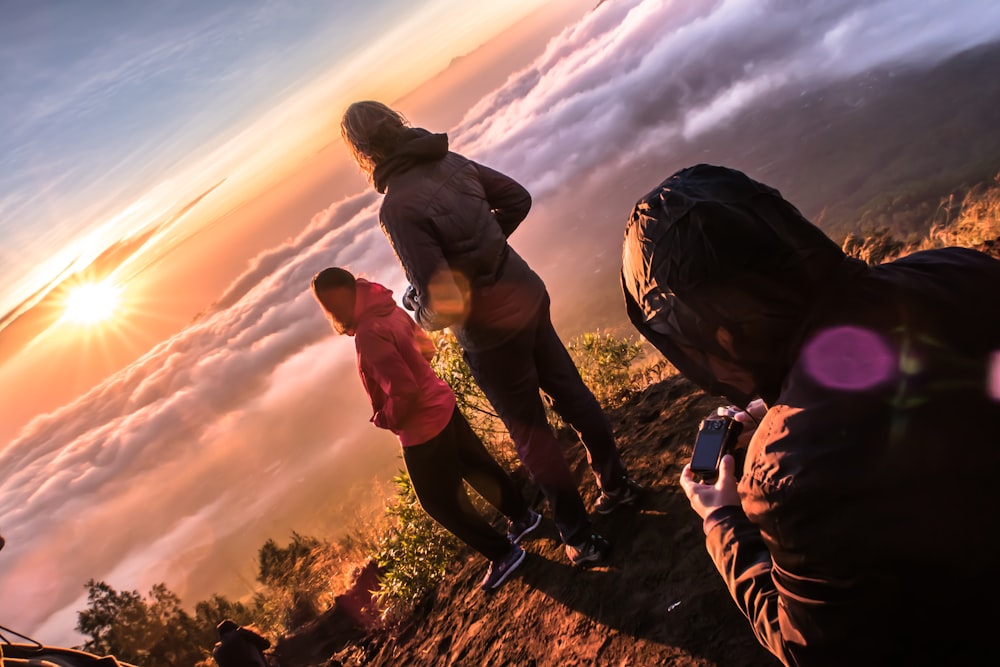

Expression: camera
xmin=689 ymin=414 xmax=743 ymax=483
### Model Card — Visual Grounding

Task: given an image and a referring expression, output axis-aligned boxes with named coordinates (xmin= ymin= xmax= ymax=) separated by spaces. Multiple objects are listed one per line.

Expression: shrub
xmin=371 ymin=472 xmax=461 ymax=621
xmin=566 ymin=331 xmax=644 ymax=409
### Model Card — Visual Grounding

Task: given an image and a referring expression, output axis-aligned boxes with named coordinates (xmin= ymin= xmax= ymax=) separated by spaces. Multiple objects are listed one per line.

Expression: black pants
xmin=463 ymin=298 xmax=627 ymax=545
xmin=403 ymin=406 xmax=528 ymax=562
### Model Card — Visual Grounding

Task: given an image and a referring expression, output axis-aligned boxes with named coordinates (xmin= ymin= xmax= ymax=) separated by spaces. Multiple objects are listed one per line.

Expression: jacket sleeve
xmin=703 ymin=506 xmax=798 ymax=667
xmin=379 ymin=210 xmax=466 ymax=331
xmin=412 ymin=321 xmax=437 ymax=362
xmin=473 ymin=162 xmax=531 ymax=237
xmin=359 ymin=326 xmax=422 ymax=430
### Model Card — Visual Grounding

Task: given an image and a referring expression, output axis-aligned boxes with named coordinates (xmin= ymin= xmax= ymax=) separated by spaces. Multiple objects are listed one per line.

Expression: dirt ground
xmin=278 ymin=374 xmax=781 ymax=667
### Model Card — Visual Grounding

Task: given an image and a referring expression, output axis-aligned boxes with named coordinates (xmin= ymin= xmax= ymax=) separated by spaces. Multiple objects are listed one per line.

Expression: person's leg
xmin=450 ymin=407 xmax=530 ymax=521
xmin=532 ymin=304 xmax=630 ymax=493
xmin=402 ymin=412 xmax=513 ymax=562
xmin=463 ymin=326 xmax=592 ymax=546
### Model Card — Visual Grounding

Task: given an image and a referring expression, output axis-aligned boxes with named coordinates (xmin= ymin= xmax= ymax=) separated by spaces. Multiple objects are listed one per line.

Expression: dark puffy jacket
xmin=374 ymin=129 xmax=546 ymax=351
xmin=622 ymin=164 xmax=1000 ymax=666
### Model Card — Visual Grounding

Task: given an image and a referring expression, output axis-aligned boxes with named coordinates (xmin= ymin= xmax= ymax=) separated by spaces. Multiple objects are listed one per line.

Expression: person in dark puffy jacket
xmin=339 ymin=101 xmax=642 ymax=566
xmin=212 ymin=619 xmax=270 ymax=667
xmin=311 ymin=267 xmax=540 ymax=591
xmin=622 ymin=163 xmax=1000 ymax=666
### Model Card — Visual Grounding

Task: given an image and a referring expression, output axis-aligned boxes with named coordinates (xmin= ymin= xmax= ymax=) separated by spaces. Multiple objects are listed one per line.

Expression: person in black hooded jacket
xmin=621 ymin=164 xmax=1000 ymax=667
xmin=340 ymin=100 xmax=643 ymax=565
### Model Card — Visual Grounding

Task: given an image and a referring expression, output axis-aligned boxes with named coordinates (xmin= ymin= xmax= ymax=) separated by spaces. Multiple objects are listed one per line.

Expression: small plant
xmin=928 ymin=172 xmax=1000 ymax=249
xmin=371 ymin=471 xmax=462 ymax=621
xmin=428 ymin=329 xmax=518 ymax=469
xmin=566 ymin=331 xmax=645 ymax=409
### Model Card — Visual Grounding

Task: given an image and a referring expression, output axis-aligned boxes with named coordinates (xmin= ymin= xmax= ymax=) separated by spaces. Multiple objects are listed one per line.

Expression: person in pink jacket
xmin=311 ymin=267 xmax=541 ymax=591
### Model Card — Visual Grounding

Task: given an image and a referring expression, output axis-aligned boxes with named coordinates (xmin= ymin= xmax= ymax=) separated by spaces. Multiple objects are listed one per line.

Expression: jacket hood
xmin=373 ymin=128 xmax=449 ymax=193
xmin=621 ymin=164 xmax=866 ymax=406
xmin=354 ymin=278 xmax=397 ymax=324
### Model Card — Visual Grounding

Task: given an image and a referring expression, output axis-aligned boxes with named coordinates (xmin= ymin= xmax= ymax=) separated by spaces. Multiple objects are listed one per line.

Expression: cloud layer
xmin=2 ymin=0 xmax=998 ymax=644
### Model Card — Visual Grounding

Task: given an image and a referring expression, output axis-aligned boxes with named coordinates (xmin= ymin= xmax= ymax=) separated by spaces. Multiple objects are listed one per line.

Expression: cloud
xmin=3 ymin=0 xmax=999 ymax=645
xmin=452 ymin=0 xmax=1000 ymax=195
xmin=0 ymin=190 xmax=403 ymax=639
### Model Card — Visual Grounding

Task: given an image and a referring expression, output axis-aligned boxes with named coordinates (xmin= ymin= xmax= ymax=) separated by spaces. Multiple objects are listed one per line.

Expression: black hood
xmin=373 ymin=128 xmax=449 ymax=193
xmin=621 ymin=164 xmax=866 ymax=406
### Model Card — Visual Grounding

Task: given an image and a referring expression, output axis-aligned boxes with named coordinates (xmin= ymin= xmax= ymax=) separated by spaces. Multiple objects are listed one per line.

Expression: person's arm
xmin=379 ymin=210 xmax=467 ymax=331
xmin=681 ymin=455 xmax=795 ymax=666
xmin=473 ymin=162 xmax=531 ymax=237
xmin=359 ymin=327 xmax=422 ymax=431
xmin=411 ymin=321 xmax=437 ymax=362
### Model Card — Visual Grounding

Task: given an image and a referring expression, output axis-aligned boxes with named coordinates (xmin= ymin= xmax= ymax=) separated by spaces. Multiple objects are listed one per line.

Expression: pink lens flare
xmin=802 ymin=326 xmax=895 ymax=391
xmin=990 ymin=351 xmax=1000 ymax=401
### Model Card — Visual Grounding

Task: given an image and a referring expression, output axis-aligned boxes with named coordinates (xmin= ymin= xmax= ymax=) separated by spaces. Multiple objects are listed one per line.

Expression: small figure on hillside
xmin=340 ymin=100 xmax=642 ymax=566
xmin=212 ymin=619 xmax=270 ymax=667
xmin=621 ymin=163 xmax=1000 ymax=666
xmin=312 ymin=267 xmax=542 ymax=591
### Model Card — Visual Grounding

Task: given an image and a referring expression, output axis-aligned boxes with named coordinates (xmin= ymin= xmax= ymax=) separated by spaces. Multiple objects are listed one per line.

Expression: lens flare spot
xmin=803 ymin=326 xmax=895 ymax=391
xmin=990 ymin=351 xmax=1000 ymax=401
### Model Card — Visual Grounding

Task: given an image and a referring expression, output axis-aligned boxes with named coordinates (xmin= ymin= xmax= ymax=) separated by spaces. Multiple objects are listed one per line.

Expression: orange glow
xmin=62 ymin=280 xmax=123 ymax=325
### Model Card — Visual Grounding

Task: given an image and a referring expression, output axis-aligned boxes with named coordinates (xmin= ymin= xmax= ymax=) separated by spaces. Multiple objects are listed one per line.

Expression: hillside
xmin=271 ymin=219 xmax=1000 ymax=667
xmin=274 ymin=374 xmax=779 ymax=667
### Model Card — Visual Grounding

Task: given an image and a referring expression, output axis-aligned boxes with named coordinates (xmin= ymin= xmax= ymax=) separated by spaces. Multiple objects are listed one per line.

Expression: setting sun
xmin=63 ymin=280 xmax=123 ymax=325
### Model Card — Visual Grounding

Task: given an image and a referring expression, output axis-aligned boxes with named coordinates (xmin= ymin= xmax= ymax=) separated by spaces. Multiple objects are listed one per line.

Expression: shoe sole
xmin=567 ymin=544 xmax=611 ymax=567
xmin=595 ymin=491 xmax=640 ymax=515
xmin=482 ymin=548 xmax=527 ymax=591
xmin=509 ymin=511 xmax=543 ymax=544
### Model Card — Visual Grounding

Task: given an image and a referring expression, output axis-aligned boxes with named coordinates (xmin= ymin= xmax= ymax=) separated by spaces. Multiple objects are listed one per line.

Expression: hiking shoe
xmin=507 ymin=509 xmax=543 ymax=545
xmin=594 ymin=477 xmax=644 ymax=515
xmin=565 ymin=533 xmax=611 ymax=566
xmin=481 ymin=544 xmax=527 ymax=591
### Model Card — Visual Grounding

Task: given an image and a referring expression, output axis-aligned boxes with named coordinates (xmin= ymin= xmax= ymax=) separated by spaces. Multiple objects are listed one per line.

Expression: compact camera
xmin=689 ymin=414 xmax=743 ymax=483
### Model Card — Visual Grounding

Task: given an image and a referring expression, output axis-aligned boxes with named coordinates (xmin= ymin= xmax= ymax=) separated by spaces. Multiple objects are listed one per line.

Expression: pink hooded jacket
xmin=352 ymin=279 xmax=455 ymax=446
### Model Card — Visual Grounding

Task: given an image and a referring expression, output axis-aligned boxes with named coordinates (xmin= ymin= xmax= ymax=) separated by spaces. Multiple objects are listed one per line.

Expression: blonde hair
xmin=340 ymin=100 xmax=409 ymax=182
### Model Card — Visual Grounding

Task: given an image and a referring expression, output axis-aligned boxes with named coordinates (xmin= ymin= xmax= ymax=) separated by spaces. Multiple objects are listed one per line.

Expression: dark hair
xmin=340 ymin=100 xmax=409 ymax=182
xmin=311 ymin=267 xmax=356 ymax=296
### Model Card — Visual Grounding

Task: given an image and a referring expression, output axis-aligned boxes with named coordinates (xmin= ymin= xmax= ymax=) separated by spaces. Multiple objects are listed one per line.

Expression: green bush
xmin=566 ymin=331 xmax=644 ymax=410
xmin=371 ymin=471 xmax=461 ymax=621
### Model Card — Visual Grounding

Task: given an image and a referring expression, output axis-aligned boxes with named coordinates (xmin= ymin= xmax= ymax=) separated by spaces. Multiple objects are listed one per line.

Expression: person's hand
xmin=402 ymin=285 xmax=419 ymax=311
xmin=718 ymin=398 xmax=767 ymax=449
xmin=680 ymin=454 xmax=741 ymax=524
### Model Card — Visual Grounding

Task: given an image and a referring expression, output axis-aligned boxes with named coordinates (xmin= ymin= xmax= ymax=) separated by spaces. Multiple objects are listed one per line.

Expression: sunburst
xmin=63 ymin=280 xmax=123 ymax=325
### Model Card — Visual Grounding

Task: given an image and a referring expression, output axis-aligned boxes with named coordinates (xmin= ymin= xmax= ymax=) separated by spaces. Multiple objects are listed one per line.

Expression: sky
xmin=2 ymin=0 xmax=999 ymax=648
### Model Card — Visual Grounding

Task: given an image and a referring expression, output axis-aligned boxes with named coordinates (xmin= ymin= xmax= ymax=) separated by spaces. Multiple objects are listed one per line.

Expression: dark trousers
xmin=463 ymin=299 xmax=627 ymax=545
xmin=403 ymin=406 xmax=528 ymax=562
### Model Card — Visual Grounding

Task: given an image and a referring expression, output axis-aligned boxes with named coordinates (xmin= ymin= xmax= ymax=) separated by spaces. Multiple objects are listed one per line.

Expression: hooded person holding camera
xmin=621 ymin=164 xmax=1000 ymax=666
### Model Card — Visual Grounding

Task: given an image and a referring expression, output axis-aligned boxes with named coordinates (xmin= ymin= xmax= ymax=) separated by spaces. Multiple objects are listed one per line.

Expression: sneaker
xmin=481 ymin=544 xmax=527 ymax=591
xmin=507 ymin=509 xmax=543 ymax=545
xmin=565 ymin=533 xmax=611 ymax=566
xmin=594 ymin=477 xmax=644 ymax=515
